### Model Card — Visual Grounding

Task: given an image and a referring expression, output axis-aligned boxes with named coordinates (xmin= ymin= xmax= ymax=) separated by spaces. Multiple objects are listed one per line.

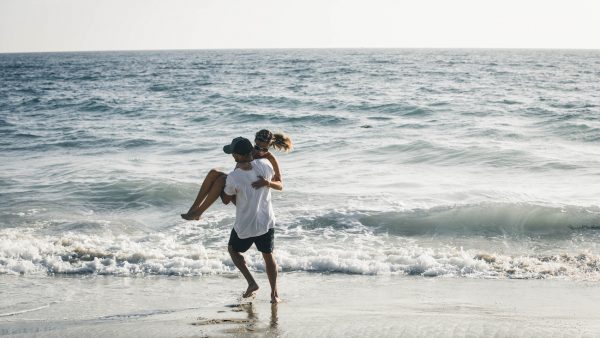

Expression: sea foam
xmin=1 ymin=49 xmax=600 ymax=282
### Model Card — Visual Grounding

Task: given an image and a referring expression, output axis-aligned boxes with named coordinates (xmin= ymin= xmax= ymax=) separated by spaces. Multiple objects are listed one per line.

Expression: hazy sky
xmin=1 ymin=0 xmax=599 ymax=53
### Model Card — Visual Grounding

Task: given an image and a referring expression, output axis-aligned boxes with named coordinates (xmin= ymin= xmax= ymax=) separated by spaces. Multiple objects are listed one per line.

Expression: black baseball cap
xmin=223 ymin=137 xmax=253 ymax=155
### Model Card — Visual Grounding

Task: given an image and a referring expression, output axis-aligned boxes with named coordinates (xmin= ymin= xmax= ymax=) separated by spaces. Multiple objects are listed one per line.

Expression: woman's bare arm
xmin=262 ymin=153 xmax=281 ymax=181
xmin=251 ymin=176 xmax=282 ymax=190
xmin=252 ymin=152 xmax=283 ymax=190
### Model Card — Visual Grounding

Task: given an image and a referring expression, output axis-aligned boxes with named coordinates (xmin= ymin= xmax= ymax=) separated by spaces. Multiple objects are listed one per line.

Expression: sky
xmin=1 ymin=0 xmax=599 ymax=53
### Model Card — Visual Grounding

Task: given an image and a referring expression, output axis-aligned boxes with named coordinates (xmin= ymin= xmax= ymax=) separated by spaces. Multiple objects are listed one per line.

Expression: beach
xmin=2 ymin=272 xmax=599 ymax=337
xmin=1 ymin=49 xmax=600 ymax=337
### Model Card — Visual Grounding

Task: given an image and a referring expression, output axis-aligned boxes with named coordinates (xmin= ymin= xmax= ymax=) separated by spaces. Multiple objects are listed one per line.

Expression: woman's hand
xmin=252 ymin=176 xmax=270 ymax=189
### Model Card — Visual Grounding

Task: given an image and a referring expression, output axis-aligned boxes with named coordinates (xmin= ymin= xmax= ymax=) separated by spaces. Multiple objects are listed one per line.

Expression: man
xmin=221 ymin=136 xmax=281 ymax=304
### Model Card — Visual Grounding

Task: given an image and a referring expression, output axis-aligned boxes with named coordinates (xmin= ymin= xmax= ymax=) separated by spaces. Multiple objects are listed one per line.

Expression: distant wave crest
xmin=358 ymin=203 xmax=600 ymax=237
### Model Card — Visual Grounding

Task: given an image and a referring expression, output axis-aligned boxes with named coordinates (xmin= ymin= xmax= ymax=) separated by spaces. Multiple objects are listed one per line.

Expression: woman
xmin=181 ymin=129 xmax=293 ymax=220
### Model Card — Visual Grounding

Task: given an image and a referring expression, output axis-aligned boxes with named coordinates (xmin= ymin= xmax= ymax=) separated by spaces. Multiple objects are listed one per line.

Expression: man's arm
xmin=222 ymin=174 xmax=237 ymax=204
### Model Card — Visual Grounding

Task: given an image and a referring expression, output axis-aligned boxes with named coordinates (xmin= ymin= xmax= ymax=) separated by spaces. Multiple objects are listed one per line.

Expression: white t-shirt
xmin=224 ymin=158 xmax=276 ymax=239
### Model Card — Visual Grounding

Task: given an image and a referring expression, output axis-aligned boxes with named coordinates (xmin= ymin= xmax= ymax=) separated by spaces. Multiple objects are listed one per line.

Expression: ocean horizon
xmin=3 ymin=46 xmax=600 ymax=56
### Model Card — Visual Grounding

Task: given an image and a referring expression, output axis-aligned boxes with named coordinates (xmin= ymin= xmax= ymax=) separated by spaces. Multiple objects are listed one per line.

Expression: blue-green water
xmin=1 ymin=49 xmax=600 ymax=279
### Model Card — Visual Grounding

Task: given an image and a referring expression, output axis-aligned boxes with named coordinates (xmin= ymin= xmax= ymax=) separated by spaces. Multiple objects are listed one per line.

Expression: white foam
xmin=1 ymin=226 xmax=599 ymax=280
xmin=0 ymin=304 xmax=50 ymax=317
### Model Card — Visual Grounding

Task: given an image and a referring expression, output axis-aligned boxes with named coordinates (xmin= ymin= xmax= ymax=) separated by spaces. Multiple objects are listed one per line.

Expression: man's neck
xmin=236 ymin=161 xmax=252 ymax=171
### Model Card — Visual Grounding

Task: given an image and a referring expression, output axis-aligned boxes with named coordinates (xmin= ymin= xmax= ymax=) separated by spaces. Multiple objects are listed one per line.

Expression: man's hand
xmin=252 ymin=176 xmax=270 ymax=189
xmin=221 ymin=191 xmax=235 ymax=205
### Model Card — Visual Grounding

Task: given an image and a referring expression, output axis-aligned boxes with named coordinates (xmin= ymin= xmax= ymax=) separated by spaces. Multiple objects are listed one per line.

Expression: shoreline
xmin=1 ymin=273 xmax=599 ymax=337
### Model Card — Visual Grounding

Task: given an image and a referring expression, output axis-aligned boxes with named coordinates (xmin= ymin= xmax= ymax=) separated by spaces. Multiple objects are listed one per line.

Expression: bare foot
xmin=243 ymin=283 xmax=259 ymax=298
xmin=181 ymin=209 xmax=201 ymax=220
xmin=270 ymin=293 xmax=281 ymax=304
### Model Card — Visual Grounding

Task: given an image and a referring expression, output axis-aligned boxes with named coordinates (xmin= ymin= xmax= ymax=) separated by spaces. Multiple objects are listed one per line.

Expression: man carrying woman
xmin=220 ymin=136 xmax=281 ymax=303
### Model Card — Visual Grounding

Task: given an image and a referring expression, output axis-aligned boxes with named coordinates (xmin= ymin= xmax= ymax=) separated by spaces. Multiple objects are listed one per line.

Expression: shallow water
xmin=1 ymin=274 xmax=599 ymax=337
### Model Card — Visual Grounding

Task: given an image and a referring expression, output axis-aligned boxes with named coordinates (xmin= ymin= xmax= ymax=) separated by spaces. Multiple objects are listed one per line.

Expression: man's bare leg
xmin=182 ymin=174 xmax=226 ymax=220
xmin=262 ymin=252 xmax=281 ymax=303
xmin=181 ymin=170 xmax=223 ymax=220
xmin=228 ymin=245 xmax=259 ymax=298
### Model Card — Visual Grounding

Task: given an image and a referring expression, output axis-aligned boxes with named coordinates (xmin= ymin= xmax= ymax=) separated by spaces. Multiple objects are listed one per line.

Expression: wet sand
xmin=1 ymin=273 xmax=599 ymax=337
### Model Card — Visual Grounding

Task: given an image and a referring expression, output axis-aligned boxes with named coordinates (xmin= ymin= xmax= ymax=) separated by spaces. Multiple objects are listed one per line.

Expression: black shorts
xmin=228 ymin=228 xmax=274 ymax=253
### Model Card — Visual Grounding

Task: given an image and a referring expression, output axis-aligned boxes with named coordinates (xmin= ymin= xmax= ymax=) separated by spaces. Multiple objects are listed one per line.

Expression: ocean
xmin=1 ymin=48 xmax=600 ymax=281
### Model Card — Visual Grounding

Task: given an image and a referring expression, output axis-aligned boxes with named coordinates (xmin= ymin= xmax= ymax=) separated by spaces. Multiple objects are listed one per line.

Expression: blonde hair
xmin=255 ymin=129 xmax=293 ymax=152
xmin=272 ymin=133 xmax=293 ymax=152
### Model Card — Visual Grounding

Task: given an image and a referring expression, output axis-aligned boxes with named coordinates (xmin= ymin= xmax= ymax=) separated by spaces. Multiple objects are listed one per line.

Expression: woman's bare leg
xmin=181 ymin=169 xmax=224 ymax=220
xmin=182 ymin=174 xmax=226 ymax=220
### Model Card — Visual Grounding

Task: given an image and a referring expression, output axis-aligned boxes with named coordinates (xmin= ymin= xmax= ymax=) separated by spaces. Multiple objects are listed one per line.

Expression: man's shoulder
xmin=254 ymin=159 xmax=274 ymax=175
xmin=226 ymin=168 xmax=244 ymax=181
xmin=253 ymin=158 xmax=273 ymax=169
